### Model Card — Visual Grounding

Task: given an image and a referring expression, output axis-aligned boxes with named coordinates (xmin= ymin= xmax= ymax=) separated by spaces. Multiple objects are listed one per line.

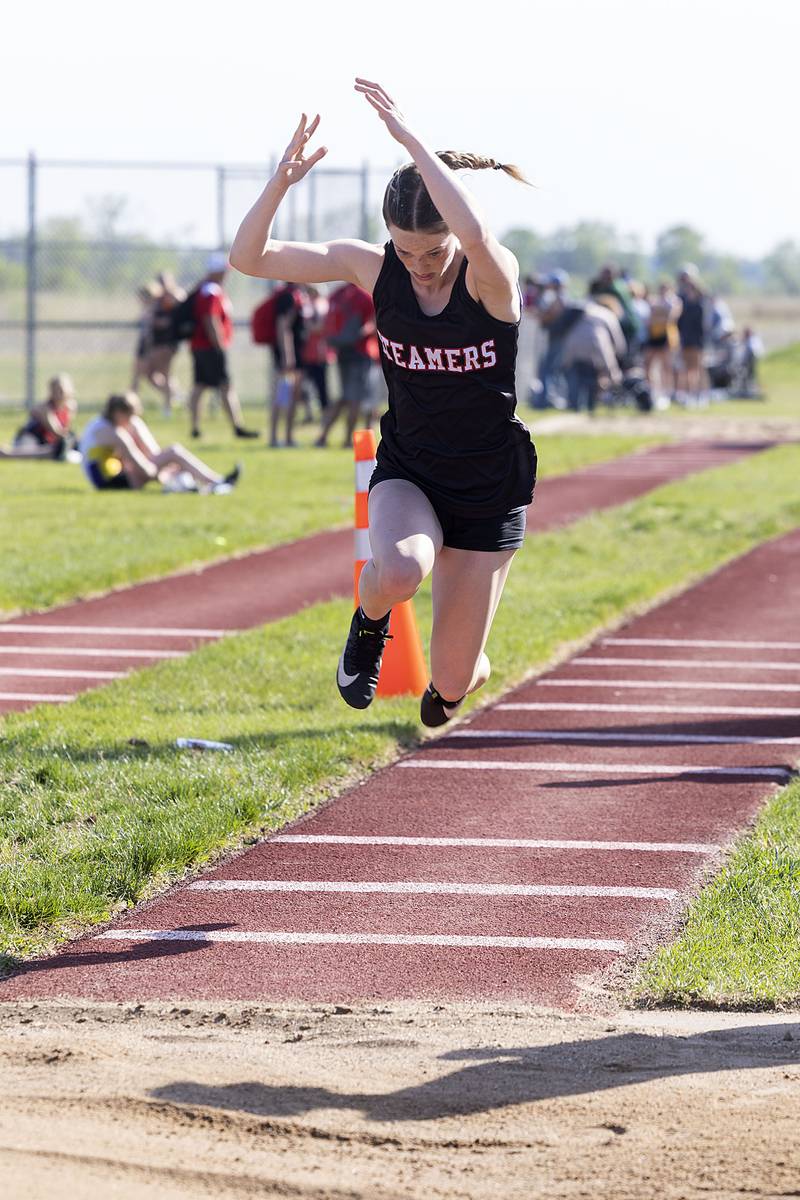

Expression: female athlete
xmin=230 ymin=79 xmax=536 ymax=726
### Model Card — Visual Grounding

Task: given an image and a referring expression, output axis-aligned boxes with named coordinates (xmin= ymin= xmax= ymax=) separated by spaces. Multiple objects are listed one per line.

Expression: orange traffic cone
xmin=377 ymin=601 xmax=428 ymax=698
xmin=351 ymin=429 xmax=428 ymax=698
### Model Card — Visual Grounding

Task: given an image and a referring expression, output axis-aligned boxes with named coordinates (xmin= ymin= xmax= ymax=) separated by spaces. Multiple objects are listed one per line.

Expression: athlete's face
xmin=388 ymin=225 xmax=459 ymax=287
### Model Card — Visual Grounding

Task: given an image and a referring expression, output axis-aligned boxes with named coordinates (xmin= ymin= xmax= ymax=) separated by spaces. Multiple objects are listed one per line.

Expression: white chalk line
xmin=95 ymin=928 xmax=626 ymax=952
xmin=0 ymin=624 xmax=223 ymax=638
xmin=188 ymin=879 xmax=676 ymax=900
xmin=603 ymin=637 xmax=800 ymax=651
xmin=498 ymin=701 xmax=800 ymax=716
xmin=0 ymin=646 xmax=186 ymax=659
xmin=273 ymin=834 xmax=719 ymax=854
xmin=0 ymin=667 xmax=125 ymax=680
xmin=539 ymin=679 xmax=800 ymax=693
xmin=398 ymin=759 xmax=791 ymax=779
xmin=572 ymin=656 xmax=800 ymax=672
xmin=0 ymin=691 xmax=71 ymax=702
xmin=447 ymin=729 xmax=800 ymax=746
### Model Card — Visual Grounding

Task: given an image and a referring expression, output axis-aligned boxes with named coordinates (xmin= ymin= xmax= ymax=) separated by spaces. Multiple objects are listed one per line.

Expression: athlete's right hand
xmin=275 ymin=114 xmax=328 ymax=186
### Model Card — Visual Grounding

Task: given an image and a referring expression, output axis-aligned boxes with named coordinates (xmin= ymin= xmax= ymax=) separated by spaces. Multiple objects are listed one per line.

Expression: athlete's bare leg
xmin=429 ymin=546 xmax=516 ymax=701
xmin=152 ymin=445 xmax=221 ymax=486
xmin=188 ymin=384 xmax=205 ymax=434
xmin=358 ymin=479 xmax=442 ymax=619
xmin=219 ymin=382 xmax=247 ymax=432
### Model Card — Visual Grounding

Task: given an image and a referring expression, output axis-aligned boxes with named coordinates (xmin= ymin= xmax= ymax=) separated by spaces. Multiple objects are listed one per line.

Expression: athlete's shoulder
xmin=327 ymin=239 xmax=385 ymax=293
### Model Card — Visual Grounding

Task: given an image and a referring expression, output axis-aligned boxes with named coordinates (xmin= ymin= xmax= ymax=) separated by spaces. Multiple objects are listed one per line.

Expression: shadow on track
xmin=0 ymin=924 xmax=234 ymax=983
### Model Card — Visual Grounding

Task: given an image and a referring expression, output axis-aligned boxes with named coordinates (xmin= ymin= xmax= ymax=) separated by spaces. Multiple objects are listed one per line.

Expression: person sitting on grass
xmin=0 ymin=374 xmax=79 ymax=460
xmin=78 ymin=392 xmax=240 ymax=493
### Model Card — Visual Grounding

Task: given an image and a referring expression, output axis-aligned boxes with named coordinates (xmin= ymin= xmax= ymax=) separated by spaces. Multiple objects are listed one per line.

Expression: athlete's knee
xmin=373 ymin=553 xmax=427 ymax=601
xmin=431 ymin=665 xmax=473 ymax=703
xmin=433 ymin=653 xmax=489 ymax=703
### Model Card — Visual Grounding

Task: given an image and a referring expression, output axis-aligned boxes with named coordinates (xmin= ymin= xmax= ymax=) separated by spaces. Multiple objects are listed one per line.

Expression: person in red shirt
xmin=314 ymin=282 xmax=380 ymax=448
xmin=188 ymin=252 xmax=258 ymax=439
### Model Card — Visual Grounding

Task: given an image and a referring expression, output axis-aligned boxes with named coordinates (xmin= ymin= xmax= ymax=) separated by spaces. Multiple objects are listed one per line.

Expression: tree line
xmin=501 ymin=222 xmax=800 ymax=295
xmin=0 ymin=195 xmax=798 ymax=297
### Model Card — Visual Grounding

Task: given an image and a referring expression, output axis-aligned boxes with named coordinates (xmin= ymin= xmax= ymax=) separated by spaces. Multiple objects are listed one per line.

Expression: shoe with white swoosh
xmin=420 ymin=683 xmax=465 ymax=728
xmin=336 ymin=608 xmax=392 ymax=709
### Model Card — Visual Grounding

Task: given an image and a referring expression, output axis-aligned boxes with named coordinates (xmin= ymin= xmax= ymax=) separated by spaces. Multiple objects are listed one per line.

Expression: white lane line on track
xmin=273 ymin=835 xmax=719 ymax=853
xmin=0 ymin=667 xmax=126 ymax=680
xmin=603 ymin=637 xmax=800 ymax=650
xmin=95 ymin=929 xmax=627 ymax=952
xmin=539 ymin=679 xmax=800 ymax=693
xmin=0 ymin=646 xmax=186 ymax=659
xmin=0 ymin=691 xmax=71 ymax=702
xmin=0 ymin=624 xmax=223 ymax=637
xmin=572 ymin=656 xmax=800 ymax=671
xmin=188 ymin=879 xmax=677 ymax=900
xmin=397 ymin=760 xmax=791 ymax=779
xmin=498 ymin=702 xmax=800 ymax=716
xmin=445 ymin=730 xmax=800 ymax=746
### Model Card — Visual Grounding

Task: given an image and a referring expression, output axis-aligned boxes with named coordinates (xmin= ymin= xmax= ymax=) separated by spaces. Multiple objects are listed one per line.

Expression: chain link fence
xmin=0 ymin=156 xmax=388 ymax=413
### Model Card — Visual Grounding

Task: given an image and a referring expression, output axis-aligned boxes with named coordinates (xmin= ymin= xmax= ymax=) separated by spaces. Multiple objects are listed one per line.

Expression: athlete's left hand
xmin=354 ymin=78 xmax=416 ymax=146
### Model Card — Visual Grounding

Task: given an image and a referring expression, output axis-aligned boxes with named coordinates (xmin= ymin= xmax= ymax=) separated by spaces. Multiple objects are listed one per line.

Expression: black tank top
xmin=373 ymin=241 xmax=537 ymax=517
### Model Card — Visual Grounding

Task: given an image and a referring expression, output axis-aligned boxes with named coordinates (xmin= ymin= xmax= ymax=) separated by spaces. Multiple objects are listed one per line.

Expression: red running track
xmin=0 ymin=440 xmax=771 ymax=715
xmin=2 ymin=526 xmax=798 ymax=1010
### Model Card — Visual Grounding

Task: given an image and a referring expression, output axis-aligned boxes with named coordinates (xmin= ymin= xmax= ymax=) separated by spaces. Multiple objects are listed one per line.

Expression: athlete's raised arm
xmin=355 ymin=78 xmax=529 ymax=321
xmin=229 ymin=113 xmax=383 ymax=291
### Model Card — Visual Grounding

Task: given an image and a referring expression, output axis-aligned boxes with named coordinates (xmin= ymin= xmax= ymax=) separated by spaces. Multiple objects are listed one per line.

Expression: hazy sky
xmin=3 ymin=0 xmax=795 ymax=257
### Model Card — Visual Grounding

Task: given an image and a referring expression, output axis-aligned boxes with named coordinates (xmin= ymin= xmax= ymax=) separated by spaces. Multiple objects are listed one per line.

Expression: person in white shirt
xmin=79 ymin=393 xmax=240 ymax=493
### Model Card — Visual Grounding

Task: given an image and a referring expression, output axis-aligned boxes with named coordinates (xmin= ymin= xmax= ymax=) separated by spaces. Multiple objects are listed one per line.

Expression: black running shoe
xmin=223 ymin=463 xmax=242 ymax=487
xmin=337 ymin=609 xmax=391 ymax=709
xmin=234 ymin=425 xmax=260 ymax=439
xmin=420 ymin=683 xmax=465 ymax=728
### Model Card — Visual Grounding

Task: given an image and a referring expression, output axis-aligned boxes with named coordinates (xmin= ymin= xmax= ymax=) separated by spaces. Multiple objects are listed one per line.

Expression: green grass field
xmin=0 ymin=423 xmax=663 ymax=616
xmin=632 ymin=778 xmax=800 ymax=1009
xmin=2 ymin=443 xmax=799 ymax=1000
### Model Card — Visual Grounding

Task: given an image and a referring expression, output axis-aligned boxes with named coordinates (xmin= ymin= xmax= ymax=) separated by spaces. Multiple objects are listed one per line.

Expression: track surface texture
xmin=4 ymin=526 xmax=798 ymax=1010
xmin=0 ymin=440 xmax=768 ymax=715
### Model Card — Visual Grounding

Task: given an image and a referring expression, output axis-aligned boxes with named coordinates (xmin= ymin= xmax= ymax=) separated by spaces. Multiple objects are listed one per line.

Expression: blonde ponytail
xmin=436 ymin=151 xmax=531 ymax=186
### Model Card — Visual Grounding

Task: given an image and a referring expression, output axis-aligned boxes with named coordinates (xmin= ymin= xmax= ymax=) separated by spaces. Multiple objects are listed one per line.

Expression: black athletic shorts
xmin=192 ymin=348 xmax=230 ymax=387
xmin=369 ymin=467 xmax=527 ymax=552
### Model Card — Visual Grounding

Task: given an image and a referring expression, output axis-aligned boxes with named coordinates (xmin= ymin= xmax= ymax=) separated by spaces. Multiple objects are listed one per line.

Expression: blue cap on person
xmin=206 ymin=250 xmax=228 ymax=274
xmin=547 ymin=269 xmax=569 ymax=289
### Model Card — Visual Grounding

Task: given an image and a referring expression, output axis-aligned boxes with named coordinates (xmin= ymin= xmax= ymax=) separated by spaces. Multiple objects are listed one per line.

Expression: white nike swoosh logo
xmin=337 ymin=653 xmax=360 ymax=688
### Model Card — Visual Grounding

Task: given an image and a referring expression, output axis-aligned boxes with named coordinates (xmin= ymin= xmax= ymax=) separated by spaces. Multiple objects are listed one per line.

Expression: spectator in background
xmin=188 ymin=251 xmax=258 ymax=440
xmin=559 ymin=301 xmax=625 ymax=413
xmin=147 ymin=271 xmax=186 ymax=417
xmin=131 ymin=281 xmax=161 ymax=395
xmin=676 ymin=268 xmax=708 ymax=403
xmin=0 ymin=374 xmax=78 ymax=460
xmin=588 ymin=264 xmax=639 ymax=350
xmin=315 ymin=282 xmax=379 ymax=448
xmin=270 ymin=281 xmax=309 ymax=447
xmin=80 ymin=392 xmax=240 ymax=492
xmin=301 ymin=285 xmax=333 ymax=419
xmin=739 ymin=326 xmax=764 ymax=395
xmin=644 ymin=282 xmax=682 ymax=401
xmin=534 ymin=277 xmax=583 ymax=407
